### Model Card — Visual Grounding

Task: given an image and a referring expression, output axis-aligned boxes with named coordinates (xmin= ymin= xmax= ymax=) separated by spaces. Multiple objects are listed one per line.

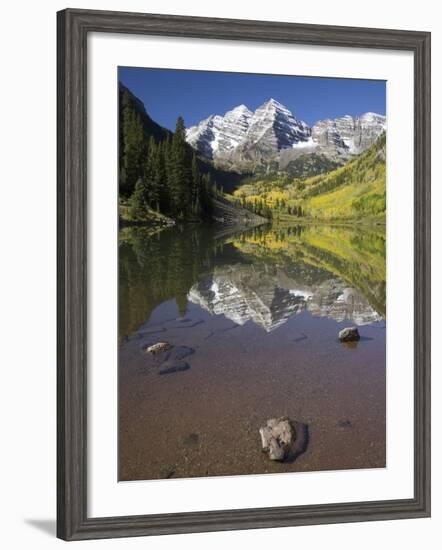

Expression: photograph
xmin=118 ymin=67 xmax=387 ymax=482
xmin=0 ymin=1 xmax=434 ymax=545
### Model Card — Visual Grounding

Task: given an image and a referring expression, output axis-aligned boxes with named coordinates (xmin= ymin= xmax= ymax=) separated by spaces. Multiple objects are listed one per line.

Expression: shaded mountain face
xmin=186 ymin=99 xmax=386 ymax=172
xmin=119 ymin=82 xmax=172 ymax=143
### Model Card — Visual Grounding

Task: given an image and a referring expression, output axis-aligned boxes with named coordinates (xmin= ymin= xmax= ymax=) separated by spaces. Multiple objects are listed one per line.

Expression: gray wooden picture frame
xmin=57 ymin=8 xmax=431 ymax=541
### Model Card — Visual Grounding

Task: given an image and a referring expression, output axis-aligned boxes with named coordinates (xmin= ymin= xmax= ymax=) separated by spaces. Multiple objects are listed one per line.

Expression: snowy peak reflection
xmin=188 ymin=263 xmax=382 ymax=332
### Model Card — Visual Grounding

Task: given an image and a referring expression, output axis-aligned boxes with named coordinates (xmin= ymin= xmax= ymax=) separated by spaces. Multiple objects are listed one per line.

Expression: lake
xmin=118 ymin=222 xmax=386 ymax=481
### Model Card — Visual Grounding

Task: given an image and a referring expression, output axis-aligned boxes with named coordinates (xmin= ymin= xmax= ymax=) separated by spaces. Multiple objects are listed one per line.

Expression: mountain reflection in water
xmin=119 ymin=223 xmax=385 ymax=340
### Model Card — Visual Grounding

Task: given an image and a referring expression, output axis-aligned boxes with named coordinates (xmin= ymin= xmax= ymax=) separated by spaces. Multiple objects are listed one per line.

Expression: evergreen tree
xmin=156 ymin=141 xmax=170 ymax=214
xmin=170 ymin=117 xmax=192 ymax=218
xmin=143 ymin=137 xmax=161 ymax=211
xmin=129 ymin=177 xmax=150 ymax=220
xmin=120 ymin=91 xmax=145 ymax=196
xmin=191 ymin=153 xmax=202 ymax=217
xmin=200 ymin=173 xmax=213 ymax=220
xmin=162 ymin=137 xmax=173 ymax=213
xmin=120 ymin=101 xmax=214 ymax=222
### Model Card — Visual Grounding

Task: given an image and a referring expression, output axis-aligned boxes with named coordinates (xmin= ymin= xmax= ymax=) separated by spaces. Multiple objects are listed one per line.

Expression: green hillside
xmin=232 ymin=134 xmax=386 ymax=223
xmin=284 ymin=153 xmax=341 ymax=178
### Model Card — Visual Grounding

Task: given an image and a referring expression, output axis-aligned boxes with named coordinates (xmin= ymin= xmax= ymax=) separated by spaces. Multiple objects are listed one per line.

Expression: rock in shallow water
xmin=259 ymin=417 xmax=296 ymax=461
xmin=157 ymin=346 xmax=195 ymax=375
xmin=338 ymin=326 xmax=360 ymax=342
xmin=146 ymin=342 xmax=173 ymax=355
xmin=164 ymin=346 xmax=194 ymax=361
xmin=158 ymin=360 xmax=190 ymax=375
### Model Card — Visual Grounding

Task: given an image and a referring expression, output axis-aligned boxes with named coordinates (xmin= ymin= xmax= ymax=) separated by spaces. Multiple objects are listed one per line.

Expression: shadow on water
xmin=119 ymin=222 xmax=386 ymax=340
xmin=340 ymin=335 xmax=375 ymax=350
xmin=286 ymin=422 xmax=310 ymax=464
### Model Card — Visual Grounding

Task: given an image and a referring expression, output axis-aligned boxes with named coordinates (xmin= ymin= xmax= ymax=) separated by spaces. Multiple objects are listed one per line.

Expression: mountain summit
xmin=186 ymin=99 xmax=386 ymax=172
xmin=239 ymin=98 xmax=311 ymax=154
xmin=186 ymin=98 xmax=310 ymax=163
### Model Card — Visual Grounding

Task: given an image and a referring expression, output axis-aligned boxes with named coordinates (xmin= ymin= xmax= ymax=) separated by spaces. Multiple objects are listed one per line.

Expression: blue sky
xmin=119 ymin=67 xmax=386 ymax=131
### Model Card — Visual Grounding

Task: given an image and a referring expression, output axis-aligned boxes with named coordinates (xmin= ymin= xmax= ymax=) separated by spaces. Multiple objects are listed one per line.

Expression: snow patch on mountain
xmin=292 ymin=137 xmax=317 ymax=149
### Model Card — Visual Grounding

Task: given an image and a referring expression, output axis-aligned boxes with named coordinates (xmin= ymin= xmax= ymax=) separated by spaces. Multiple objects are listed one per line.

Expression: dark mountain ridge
xmin=118 ymin=83 xmax=246 ymax=194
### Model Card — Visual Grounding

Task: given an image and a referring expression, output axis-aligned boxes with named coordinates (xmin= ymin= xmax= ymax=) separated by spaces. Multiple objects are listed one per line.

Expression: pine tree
xmin=120 ymin=99 xmax=216 ymax=222
xmin=200 ymin=173 xmax=213 ymax=220
xmin=120 ymin=91 xmax=146 ymax=196
xmin=170 ymin=117 xmax=192 ymax=218
xmin=191 ymin=153 xmax=202 ymax=217
xmin=144 ymin=137 xmax=161 ymax=211
xmin=129 ymin=177 xmax=150 ymax=220
xmin=162 ymin=137 xmax=173 ymax=213
xmin=156 ymin=140 xmax=169 ymax=213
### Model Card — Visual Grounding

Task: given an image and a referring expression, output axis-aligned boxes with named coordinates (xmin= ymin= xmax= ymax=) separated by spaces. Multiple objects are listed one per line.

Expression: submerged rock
xmin=183 ymin=433 xmax=200 ymax=447
xmin=338 ymin=326 xmax=360 ymax=342
xmin=165 ymin=346 xmax=194 ymax=361
xmin=146 ymin=342 xmax=173 ymax=355
xmin=157 ymin=346 xmax=195 ymax=375
xmin=337 ymin=419 xmax=353 ymax=429
xmin=158 ymin=361 xmax=190 ymax=375
xmin=259 ymin=417 xmax=296 ymax=461
xmin=168 ymin=318 xmax=204 ymax=329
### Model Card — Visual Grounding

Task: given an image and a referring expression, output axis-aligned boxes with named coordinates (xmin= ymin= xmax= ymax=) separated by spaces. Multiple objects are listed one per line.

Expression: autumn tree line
xmin=119 ymin=90 xmax=214 ymax=222
xmin=234 ymin=194 xmax=305 ymax=219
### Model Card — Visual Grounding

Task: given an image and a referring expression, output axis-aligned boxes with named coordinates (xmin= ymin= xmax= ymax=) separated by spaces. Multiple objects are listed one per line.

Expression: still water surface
xmin=119 ymin=223 xmax=386 ymax=481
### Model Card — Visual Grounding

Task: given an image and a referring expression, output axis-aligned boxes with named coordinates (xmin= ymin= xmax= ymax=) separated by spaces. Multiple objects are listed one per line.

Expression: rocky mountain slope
xmin=212 ymin=195 xmax=266 ymax=228
xmin=233 ymin=133 xmax=386 ymax=222
xmin=186 ymin=99 xmax=386 ymax=173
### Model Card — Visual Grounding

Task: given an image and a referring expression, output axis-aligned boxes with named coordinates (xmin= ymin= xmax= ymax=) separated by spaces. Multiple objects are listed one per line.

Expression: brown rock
xmin=259 ymin=417 xmax=296 ymax=461
xmin=146 ymin=342 xmax=172 ymax=355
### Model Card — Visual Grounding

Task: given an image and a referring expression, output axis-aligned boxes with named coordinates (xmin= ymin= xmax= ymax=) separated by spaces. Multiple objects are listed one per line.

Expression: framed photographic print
xmin=57 ymin=8 xmax=431 ymax=540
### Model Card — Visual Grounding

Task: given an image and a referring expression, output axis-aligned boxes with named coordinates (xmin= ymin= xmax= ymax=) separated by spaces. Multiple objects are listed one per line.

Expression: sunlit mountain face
xmin=186 ymin=98 xmax=386 ymax=171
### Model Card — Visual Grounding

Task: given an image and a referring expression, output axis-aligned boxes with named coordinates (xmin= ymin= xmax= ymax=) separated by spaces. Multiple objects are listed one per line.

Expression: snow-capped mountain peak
xmin=186 ymin=99 xmax=311 ymax=161
xmin=186 ymin=100 xmax=386 ymax=168
xmin=244 ymin=99 xmax=311 ymax=152
xmin=230 ymin=103 xmax=253 ymax=114
xmin=185 ymin=104 xmax=254 ymax=159
xmin=262 ymin=97 xmax=288 ymax=110
xmin=311 ymin=112 xmax=386 ymax=155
